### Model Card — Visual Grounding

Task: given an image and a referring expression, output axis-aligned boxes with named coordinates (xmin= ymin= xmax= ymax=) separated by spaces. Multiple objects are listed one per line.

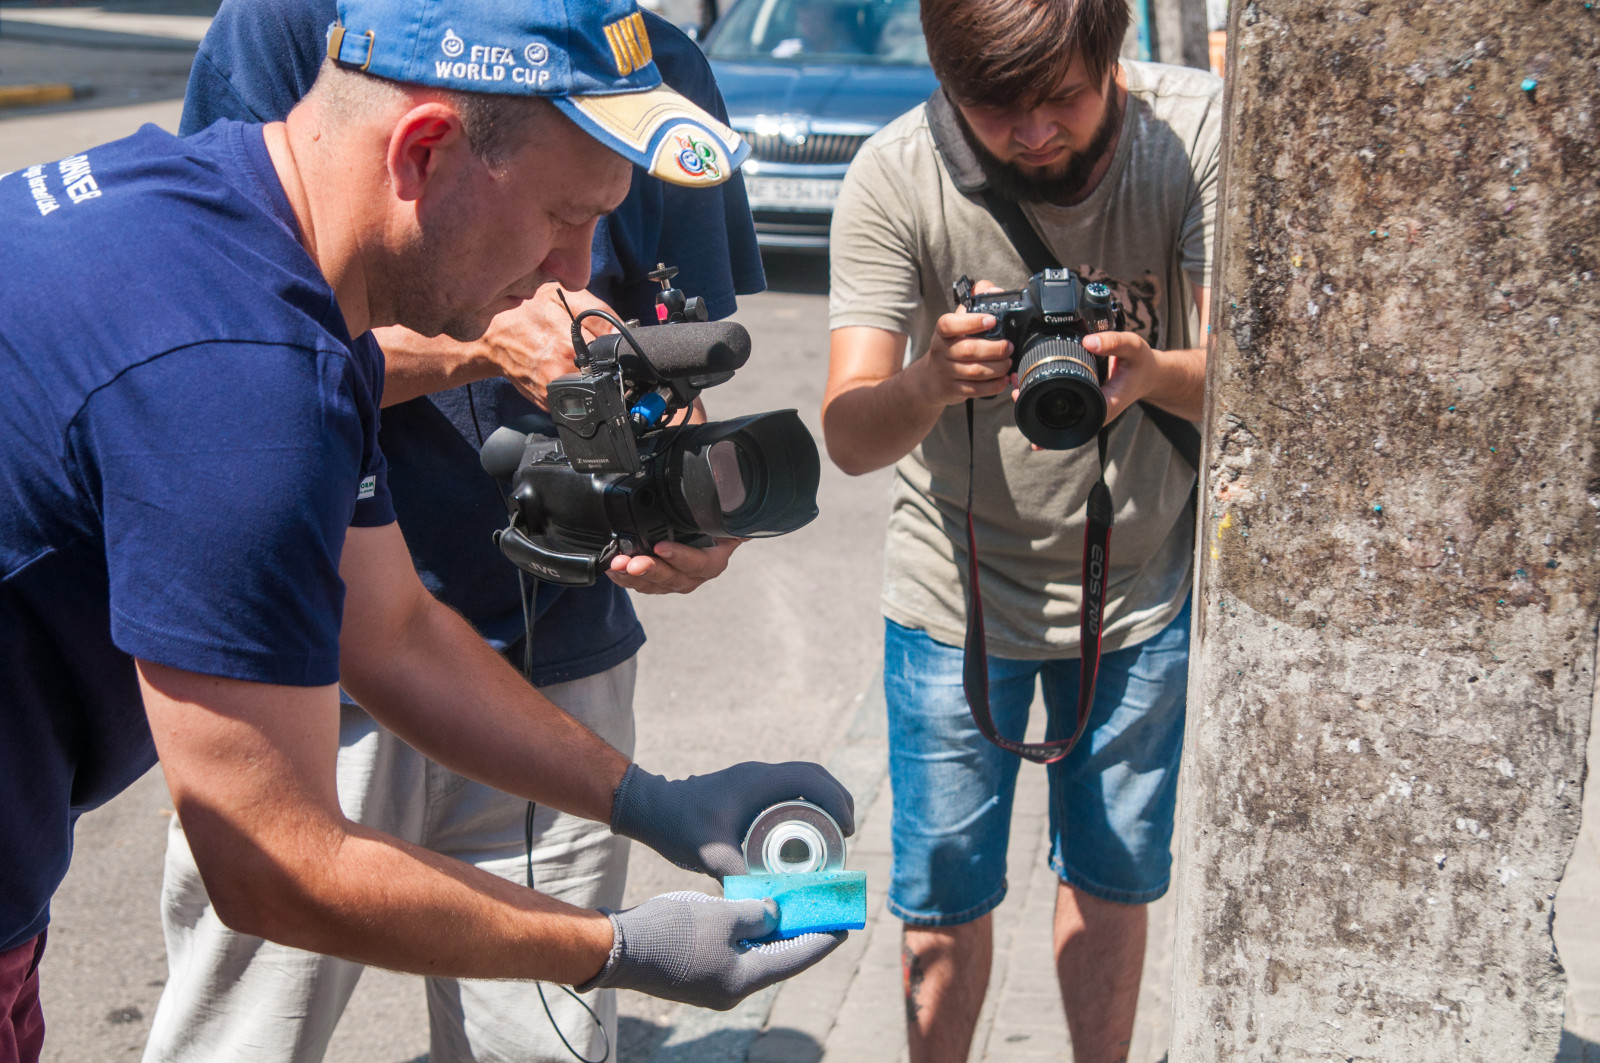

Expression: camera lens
xmin=708 ymin=439 xmax=749 ymax=513
xmin=1034 ymin=388 xmax=1087 ymax=432
xmin=1014 ymin=334 xmax=1105 ymax=450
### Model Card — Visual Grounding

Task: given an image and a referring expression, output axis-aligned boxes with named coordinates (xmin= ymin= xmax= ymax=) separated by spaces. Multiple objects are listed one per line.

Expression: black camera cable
xmin=465 ymin=296 xmax=611 ymax=1062
xmin=516 ymin=568 xmax=612 ymax=1063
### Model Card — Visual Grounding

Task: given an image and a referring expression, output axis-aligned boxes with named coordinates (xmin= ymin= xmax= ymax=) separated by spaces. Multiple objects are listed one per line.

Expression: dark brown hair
xmin=919 ymin=0 xmax=1130 ymax=110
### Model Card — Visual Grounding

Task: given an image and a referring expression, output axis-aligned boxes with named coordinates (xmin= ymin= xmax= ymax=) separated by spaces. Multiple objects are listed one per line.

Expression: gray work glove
xmin=610 ymin=761 xmax=855 ymax=879
xmin=577 ymin=891 xmax=846 ymax=1010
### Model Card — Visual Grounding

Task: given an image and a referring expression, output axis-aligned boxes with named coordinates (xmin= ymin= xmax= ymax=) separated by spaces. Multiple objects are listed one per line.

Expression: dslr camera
xmin=479 ymin=267 xmax=821 ymax=586
xmin=953 ymin=268 xmax=1125 ymax=450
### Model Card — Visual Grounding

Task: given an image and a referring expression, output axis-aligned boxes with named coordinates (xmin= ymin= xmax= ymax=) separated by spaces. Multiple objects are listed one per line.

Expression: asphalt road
xmin=0 ymin=31 xmax=195 ymax=119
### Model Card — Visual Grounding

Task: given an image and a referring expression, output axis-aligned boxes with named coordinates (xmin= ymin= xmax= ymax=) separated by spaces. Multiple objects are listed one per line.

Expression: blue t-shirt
xmin=182 ymin=0 xmax=766 ymax=683
xmin=0 ymin=121 xmax=394 ymax=952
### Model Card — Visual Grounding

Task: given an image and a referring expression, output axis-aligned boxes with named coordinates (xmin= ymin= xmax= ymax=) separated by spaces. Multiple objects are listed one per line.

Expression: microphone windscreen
xmin=625 ymin=321 xmax=752 ymax=378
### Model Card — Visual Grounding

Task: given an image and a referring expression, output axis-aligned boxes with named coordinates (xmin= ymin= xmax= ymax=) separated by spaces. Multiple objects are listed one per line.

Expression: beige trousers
xmin=142 ymin=657 xmax=637 ymax=1063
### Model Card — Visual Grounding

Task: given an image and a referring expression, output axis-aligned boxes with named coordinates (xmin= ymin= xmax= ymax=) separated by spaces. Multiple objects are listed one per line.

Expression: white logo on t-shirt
xmin=357 ymin=475 xmax=376 ymax=500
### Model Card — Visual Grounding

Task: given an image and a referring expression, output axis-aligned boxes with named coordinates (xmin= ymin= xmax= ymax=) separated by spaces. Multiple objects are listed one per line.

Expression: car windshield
xmin=706 ymin=0 xmax=929 ymax=65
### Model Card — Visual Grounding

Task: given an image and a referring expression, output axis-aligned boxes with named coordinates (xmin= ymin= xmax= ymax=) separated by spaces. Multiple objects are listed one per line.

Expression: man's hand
xmin=1081 ymin=335 xmax=1206 ymax=426
xmin=479 ymin=283 xmax=616 ymax=407
xmin=906 ymin=289 xmax=1013 ymax=407
xmin=1083 ymin=330 xmax=1163 ymax=425
xmin=1079 ymin=282 xmax=1209 ymax=425
xmin=579 ymin=892 xmax=846 ymax=1011
xmin=610 ymin=762 xmax=856 ymax=879
xmin=137 ymin=659 xmax=615 ymax=984
xmin=606 ymin=538 xmax=742 ymax=595
xmin=822 ymin=279 xmax=1017 ymax=476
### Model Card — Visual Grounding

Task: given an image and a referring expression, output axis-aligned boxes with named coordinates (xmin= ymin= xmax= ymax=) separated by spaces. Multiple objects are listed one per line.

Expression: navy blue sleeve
xmin=78 ymin=341 xmax=388 ymax=686
xmin=588 ymin=12 xmax=765 ymax=323
xmin=180 ymin=0 xmax=335 ymax=134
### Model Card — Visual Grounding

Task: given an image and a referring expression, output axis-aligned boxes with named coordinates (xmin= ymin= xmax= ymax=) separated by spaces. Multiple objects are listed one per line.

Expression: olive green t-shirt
xmin=829 ymin=60 xmax=1223 ymax=657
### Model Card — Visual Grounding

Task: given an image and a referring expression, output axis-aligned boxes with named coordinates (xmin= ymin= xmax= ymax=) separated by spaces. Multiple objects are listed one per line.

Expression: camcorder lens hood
xmin=670 ymin=411 xmax=821 ymax=539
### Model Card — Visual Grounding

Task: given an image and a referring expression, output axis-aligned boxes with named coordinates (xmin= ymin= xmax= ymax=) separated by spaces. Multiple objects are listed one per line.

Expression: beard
xmin=957 ymin=88 xmax=1124 ymax=207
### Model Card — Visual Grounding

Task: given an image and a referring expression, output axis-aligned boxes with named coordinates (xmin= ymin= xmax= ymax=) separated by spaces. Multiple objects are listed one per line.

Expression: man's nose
xmin=1012 ymin=112 xmax=1058 ymax=151
xmin=543 ymin=220 xmax=598 ymax=294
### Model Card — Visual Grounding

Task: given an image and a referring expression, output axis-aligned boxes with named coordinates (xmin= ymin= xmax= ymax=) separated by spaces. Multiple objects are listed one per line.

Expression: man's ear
xmin=387 ymin=102 xmax=469 ymax=202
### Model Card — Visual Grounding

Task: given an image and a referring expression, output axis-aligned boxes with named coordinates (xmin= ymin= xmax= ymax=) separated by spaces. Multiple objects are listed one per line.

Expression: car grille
xmin=739 ymin=131 xmax=870 ymax=166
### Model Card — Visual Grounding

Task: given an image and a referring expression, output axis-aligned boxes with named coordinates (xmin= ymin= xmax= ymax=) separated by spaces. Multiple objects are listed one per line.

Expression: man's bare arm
xmin=822 ymin=315 xmax=1013 ymax=476
xmin=140 ymin=661 xmax=613 ymax=982
xmin=375 ymin=283 xmax=615 ymax=407
xmin=337 ymin=521 xmax=629 ymax=824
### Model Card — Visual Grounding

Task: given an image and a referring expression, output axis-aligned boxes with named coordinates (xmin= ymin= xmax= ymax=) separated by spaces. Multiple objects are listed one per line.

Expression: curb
xmin=642 ymin=671 xmax=890 ymax=1063
xmin=0 ymin=82 xmax=83 ymax=109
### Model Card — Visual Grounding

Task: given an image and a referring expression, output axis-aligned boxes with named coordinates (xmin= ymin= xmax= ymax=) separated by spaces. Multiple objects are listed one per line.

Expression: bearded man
xmin=820 ymin=1 xmax=1221 ymax=1060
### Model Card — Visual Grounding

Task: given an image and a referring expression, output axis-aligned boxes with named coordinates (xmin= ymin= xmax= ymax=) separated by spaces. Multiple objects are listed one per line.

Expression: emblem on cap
xmin=603 ymin=11 xmax=652 ymax=76
xmin=441 ymin=28 xmax=465 ymax=57
xmin=674 ymin=133 xmax=721 ymax=181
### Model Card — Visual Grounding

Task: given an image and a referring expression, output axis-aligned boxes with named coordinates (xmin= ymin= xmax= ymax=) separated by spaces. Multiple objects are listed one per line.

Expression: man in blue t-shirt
xmin=137 ymin=1 xmax=771 ymax=1060
xmin=0 ymin=1 xmax=852 ymax=1060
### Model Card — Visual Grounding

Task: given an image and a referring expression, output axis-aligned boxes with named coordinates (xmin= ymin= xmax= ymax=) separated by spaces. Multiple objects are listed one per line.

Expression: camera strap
xmin=962 ymin=400 xmax=1113 ymax=764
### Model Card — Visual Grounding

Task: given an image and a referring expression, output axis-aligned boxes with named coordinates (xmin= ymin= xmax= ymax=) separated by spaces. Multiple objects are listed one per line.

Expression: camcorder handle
xmin=491 ymin=523 xmax=610 ymax=586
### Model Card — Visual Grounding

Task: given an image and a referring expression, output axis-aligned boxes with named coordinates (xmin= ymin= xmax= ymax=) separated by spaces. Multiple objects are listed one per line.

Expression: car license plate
xmin=745 ymin=177 xmax=840 ymax=209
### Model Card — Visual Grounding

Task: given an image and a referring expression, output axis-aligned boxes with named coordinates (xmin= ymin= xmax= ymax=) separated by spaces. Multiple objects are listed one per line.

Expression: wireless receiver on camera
xmin=479 ymin=275 xmax=822 ymax=587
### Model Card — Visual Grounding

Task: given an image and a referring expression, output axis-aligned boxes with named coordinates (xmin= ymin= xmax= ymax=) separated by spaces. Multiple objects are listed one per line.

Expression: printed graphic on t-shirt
xmin=12 ymin=153 xmax=104 ymax=218
xmin=1076 ymin=265 xmax=1163 ymax=349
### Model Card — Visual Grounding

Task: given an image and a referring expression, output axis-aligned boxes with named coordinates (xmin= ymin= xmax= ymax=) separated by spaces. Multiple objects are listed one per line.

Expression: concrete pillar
xmin=1170 ymin=1 xmax=1600 ymax=1059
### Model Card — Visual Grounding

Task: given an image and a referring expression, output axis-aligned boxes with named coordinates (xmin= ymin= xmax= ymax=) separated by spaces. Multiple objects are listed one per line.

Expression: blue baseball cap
xmin=327 ymin=0 xmax=748 ymax=187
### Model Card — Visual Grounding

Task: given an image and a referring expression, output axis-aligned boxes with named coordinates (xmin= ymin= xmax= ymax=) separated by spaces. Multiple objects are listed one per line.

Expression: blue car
xmin=704 ymin=0 xmax=941 ymax=251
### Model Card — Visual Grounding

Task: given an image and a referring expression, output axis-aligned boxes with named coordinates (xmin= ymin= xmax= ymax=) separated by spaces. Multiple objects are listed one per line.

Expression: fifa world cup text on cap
xmin=326 ymin=0 xmax=748 ymax=188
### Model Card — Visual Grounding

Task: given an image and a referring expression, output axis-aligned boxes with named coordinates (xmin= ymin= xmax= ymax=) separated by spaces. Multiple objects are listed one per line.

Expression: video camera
xmin=953 ymin=268 xmax=1124 ymax=450
xmin=479 ymin=266 xmax=821 ymax=586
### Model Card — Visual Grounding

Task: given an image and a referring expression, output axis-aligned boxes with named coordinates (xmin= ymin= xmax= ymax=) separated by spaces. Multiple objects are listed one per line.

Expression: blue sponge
xmin=723 ymin=870 xmax=868 ymax=939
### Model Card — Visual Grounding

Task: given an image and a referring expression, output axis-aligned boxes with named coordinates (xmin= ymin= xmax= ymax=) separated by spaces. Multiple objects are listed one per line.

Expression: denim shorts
xmin=884 ymin=599 xmax=1190 ymax=924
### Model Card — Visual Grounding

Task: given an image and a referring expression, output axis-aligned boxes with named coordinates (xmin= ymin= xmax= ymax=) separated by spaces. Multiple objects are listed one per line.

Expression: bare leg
xmin=903 ymin=917 xmax=992 ymax=1063
xmin=1054 ymin=883 xmax=1146 ymax=1063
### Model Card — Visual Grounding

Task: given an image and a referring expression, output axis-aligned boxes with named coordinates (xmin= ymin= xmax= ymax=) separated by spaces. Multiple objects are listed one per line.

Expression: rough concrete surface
xmin=1172 ymin=1 xmax=1599 ymax=1060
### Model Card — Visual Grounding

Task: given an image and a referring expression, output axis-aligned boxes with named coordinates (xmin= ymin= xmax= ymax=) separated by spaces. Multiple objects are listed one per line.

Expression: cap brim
xmin=552 ymin=84 xmax=750 ymax=188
